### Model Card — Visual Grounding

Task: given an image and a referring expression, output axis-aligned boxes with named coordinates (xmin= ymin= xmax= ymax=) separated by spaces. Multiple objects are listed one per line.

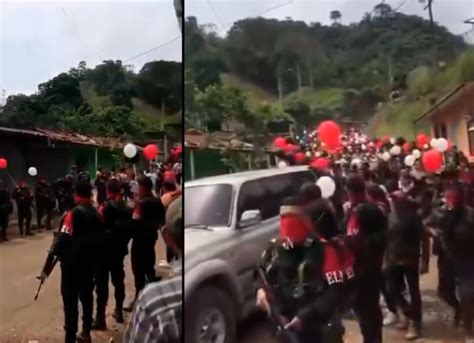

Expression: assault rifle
xmin=34 ymin=213 xmax=65 ymax=300
xmin=257 ymin=267 xmax=300 ymax=343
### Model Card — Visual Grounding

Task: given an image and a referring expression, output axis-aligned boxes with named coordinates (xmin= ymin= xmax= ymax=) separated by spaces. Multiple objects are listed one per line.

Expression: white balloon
xmin=382 ymin=152 xmax=391 ymax=161
xmin=316 ymin=176 xmax=336 ymax=198
xmin=277 ymin=161 xmax=288 ymax=168
xmin=404 ymin=155 xmax=416 ymax=167
xmin=430 ymin=138 xmax=437 ymax=148
xmin=123 ymin=143 xmax=137 ymax=158
xmin=390 ymin=138 xmax=396 ymax=145
xmin=305 ymin=151 xmax=312 ymax=158
xmin=435 ymin=137 xmax=448 ymax=152
xmin=361 ymin=144 xmax=367 ymax=151
xmin=390 ymin=145 xmax=401 ymax=156
xmin=28 ymin=167 xmax=37 ymax=176
xmin=412 ymin=149 xmax=421 ymax=159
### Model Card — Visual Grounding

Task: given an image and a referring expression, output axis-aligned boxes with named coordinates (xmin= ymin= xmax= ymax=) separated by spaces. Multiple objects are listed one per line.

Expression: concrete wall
xmin=430 ymin=83 xmax=474 ymax=158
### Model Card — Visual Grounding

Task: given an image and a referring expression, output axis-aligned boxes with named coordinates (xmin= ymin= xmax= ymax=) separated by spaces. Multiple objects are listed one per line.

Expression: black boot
xmin=113 ymin=307 xmax=124 ymax=324
xmin=65 ymin=332 xmax=76 ymax=343
xmin=91 ymin=316 xmax=107 ymax=331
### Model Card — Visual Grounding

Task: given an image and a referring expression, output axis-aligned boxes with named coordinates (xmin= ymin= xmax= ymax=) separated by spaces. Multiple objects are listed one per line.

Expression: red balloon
xmin=310 ymin=157 xmax=329 ymax=170
xmin=283 ymin=144 xmax=299 ymax=153
xmin=422 ymin=149 xmax=443 ymax=173
xmin=318 ymin=121 xmax=341 ymax=149
xmin=402 ymin=142 xmax=411 ymax=152
xmin=175 ymin=145 xmax=182 ymax=154
xmin=294 ymin=152 xmax=306 ymax=164
xmin=416 ymin=134 xmax=429 ymax=148
xmin=0 ymin=158 xmax=7 ymax=169
xmin=273 ymin=137 xmax=287 ymax=149
xmin=143 ymin=144 xmax=159 ymax=160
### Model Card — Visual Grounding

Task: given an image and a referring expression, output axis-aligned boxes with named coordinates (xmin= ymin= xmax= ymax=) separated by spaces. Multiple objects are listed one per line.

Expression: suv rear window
xmin=237 ymin=170 xmax=316 ymax=221
xmin=185 ymin=184 xmax=233 ymax=227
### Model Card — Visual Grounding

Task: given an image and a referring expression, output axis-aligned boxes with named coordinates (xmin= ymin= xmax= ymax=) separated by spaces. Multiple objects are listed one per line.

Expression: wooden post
xmin=190 ymin=149 xmax=195 ymax=180
xmin=94 ymin=148 xmax=98 ymax=172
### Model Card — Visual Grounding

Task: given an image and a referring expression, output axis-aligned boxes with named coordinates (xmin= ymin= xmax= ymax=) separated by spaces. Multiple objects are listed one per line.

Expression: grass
xmin=221 ymin=73 xmax=277 ymax=109
xmin=80 ymin=81 xmax=181 ymax=128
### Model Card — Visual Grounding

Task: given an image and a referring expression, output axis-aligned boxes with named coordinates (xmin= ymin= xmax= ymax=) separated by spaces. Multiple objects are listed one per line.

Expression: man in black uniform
xmin=94 ymin=172 xmax=107 ymax=206
xmin=55 ymin=175 xmax=75 ymax=213
xmin=344 ymin=175 xmax=387 ymax=343
xmin=124 ymin=176 xmax=165 ymax=312
xmin=92 ymin=179 xmax=132 ymax=329
xmin=50 ymin=180 xmax=104 ymax=343
xmin=0 ymin=180 xmax=13 ymax=241
xmin=12 ymin=180 xmax=34 ymax=236
xmin=35 ymin=176 xmax=55 ymax=230
xmin=257 ymin=196 xmax=356 ymax=342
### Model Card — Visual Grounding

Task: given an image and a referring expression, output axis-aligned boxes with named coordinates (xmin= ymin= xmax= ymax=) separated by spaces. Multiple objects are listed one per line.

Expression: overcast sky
xmin=0 ymin=0 xmax=182 ymax=98
xmin=187 ymin=0 xmax=473 ymax=37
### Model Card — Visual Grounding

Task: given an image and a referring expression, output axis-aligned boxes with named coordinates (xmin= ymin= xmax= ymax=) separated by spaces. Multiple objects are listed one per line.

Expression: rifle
xmin=257 ymin=267 xmax=300 ymax=343
xmin=34 ymin=251 xmax=58 ymax=300
xmin=34 ymin=213 xmax=65 ymax=300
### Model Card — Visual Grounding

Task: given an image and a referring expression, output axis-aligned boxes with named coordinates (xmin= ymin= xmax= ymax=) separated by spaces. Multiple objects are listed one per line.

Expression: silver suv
xmin=184 ymin=166 xmax=318 ymax=343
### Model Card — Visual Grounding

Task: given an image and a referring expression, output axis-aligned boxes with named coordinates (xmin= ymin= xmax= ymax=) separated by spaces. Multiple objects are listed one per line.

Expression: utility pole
xmin=424 ymin=0 xmax=434 ymax=31
xmin=174 ymin=0 xmax=182 ymax=33
xmin=296 ymin=63 xmax=302 ymax=92
xmin=423 ymin=0 xmax=437 ymax=66
xmin=387 ymin=55 xmax=393 ymax=90
xmin=161 ymin=101 xmax=165 ymax=130
xmin=277 ymin=67 xmax=293 ymax=103
xmin=307 ymin=59 xmax=314 ymax=92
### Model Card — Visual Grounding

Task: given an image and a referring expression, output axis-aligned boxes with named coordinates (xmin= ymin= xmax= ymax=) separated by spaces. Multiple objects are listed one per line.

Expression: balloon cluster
xmin=273 ymin=119 xmax=455 ymax=192
xmin=123 ymin=143 xmax=160 ymax=161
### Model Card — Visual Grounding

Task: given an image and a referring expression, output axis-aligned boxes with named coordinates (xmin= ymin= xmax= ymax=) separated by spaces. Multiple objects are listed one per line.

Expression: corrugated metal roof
xmin=184 ymin=129 xmax=255 ymax=151
xmin=0 ymin=126 xmax=123 ymax=149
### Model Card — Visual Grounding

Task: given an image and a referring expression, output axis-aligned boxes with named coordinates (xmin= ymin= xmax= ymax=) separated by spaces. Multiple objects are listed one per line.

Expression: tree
xmin=330 ymin=10 xmax=342 ymax=25
xmin=373 ymin=3 xmax=393 ymax=18
xmin=193 ymin=85 xmax=250 ymax=130
xmin=136 ymin=60 xmax=182 ymax=112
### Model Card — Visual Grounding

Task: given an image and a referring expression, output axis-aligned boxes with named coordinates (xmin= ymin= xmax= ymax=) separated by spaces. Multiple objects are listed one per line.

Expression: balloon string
xmin=5 ymin=171 xmax=18 ymax=188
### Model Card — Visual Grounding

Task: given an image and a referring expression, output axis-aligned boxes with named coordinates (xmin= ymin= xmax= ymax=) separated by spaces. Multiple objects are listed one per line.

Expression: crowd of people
xmin=0 ymin=159 xmax=182 ymax=241
xmin=0 ymin=156 xmax=183 ymax=343
xmin=256 ymin=128 xmax=474 ymax=343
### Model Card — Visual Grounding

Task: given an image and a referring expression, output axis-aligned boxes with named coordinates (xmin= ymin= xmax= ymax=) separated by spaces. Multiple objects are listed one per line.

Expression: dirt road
xmin=238 ymin=258 xmax=466 ymax=343
xmin=0 ymin=226 xmax=167 ymax=343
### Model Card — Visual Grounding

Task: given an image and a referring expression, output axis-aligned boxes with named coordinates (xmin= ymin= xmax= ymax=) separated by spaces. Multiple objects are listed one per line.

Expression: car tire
xmin=185 ymin=286 xmax=236 ymax=343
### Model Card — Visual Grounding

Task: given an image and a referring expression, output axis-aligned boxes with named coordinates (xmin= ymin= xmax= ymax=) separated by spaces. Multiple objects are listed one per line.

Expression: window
xmin=468 ymin=120 xmax=474 ymax=155
xmin=237 ymin=170 xmax=317 ymax=222
xmin=185 ymin=184 xmax=233 ymax=227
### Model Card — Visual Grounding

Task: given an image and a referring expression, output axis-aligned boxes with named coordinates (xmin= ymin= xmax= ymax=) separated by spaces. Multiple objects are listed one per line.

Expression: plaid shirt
xmin=123 ymin=272 xmax=182 ymax=343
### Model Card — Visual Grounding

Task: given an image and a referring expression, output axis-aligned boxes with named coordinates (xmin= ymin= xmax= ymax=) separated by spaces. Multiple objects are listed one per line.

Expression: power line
xmin=206 ymin=0 xmax=225 ymax=28
xmin=58 ymin=7 xmax=105 ymax=61
xmin=217 ymin=0 xmax=295 ymax=29
xmin=124 ymin=36 xmax=181 ymax=62
xmin=393 ymin=0 xmax=408 ymax=12
xmin=258 ymin=0 xmax=295 ymax=17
